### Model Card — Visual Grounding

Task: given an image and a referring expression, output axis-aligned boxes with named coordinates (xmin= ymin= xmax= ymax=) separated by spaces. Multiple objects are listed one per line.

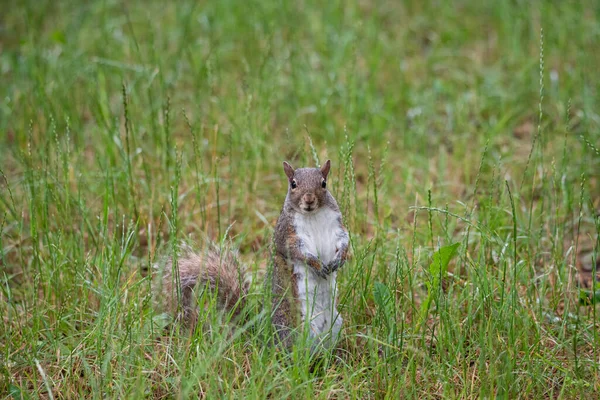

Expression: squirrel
xmin=157 ymin=160 xmax=350 ymax=351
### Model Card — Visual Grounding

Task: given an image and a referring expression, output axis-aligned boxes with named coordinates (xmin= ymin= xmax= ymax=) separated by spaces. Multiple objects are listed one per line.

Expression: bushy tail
xmin=158 ymin=243 xmax=250 ymax=328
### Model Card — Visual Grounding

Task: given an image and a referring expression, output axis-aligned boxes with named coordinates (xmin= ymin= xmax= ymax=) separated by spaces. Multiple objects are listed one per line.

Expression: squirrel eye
xmin=291 ymin=180 xmax=297 ymax=189
xmin=321 ymin=180 xmax=326 ymax=188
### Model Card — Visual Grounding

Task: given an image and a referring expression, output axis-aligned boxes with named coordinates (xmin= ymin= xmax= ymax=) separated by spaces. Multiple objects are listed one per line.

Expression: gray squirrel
xmin=158 ymin=160 xmax=349 ymax=350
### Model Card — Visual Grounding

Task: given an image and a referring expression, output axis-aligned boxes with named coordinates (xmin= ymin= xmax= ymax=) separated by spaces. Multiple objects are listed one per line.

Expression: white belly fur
xmin=293 ymin=208 xmax=343 ymax=348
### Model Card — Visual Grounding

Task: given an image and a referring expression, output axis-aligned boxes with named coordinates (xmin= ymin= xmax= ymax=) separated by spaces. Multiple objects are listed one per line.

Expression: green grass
xmin=1 ymin=0 xmax=599 ymax=398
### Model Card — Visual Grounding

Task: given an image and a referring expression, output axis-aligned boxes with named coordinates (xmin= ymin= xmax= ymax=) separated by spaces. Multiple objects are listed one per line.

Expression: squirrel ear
xmin=320 ymin=160 xmax=331 ymax=179
xmin=283 ymin=161 xmax=295 ymax=181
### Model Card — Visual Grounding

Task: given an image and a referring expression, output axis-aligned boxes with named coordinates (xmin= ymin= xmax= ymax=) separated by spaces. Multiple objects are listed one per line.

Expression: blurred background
xmin=1 ymin=0 xmax=599 ymax=397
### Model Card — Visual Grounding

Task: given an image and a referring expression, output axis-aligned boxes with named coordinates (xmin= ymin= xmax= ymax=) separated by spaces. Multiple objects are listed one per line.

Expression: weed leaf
xmin=428 ymin=242 xmax=460 ymax=291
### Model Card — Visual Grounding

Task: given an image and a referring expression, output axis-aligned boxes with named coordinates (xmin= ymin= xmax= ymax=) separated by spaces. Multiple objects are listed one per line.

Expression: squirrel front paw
xmin=325 ymin=257 xmax=344 ymax=274
xmin=306 ymin=256 xmax=328 ymax=278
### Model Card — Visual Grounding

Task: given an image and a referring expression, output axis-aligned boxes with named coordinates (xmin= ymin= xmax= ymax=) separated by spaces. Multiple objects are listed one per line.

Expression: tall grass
xmin=1 ymin=0 xmax=599 ymax=398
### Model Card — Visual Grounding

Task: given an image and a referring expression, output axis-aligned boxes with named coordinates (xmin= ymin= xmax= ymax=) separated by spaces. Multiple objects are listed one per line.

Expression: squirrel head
xmin=282 ymin=160 xmax=331 ymax=214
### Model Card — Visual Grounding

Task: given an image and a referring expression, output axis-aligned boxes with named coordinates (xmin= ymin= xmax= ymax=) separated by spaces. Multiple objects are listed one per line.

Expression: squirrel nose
xmin=303 ymin=193 xmax=316 ymax=204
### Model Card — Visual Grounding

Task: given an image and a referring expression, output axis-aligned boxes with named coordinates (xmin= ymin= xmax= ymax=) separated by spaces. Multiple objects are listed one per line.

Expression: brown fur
xmin=271 ymin=160 xmax=349 ymax=347
xmin=159 ymin=242 xmax=248 ymax=328
xmin=270 ymin=253 xmax=300 ymax=348
xmin=282 ymin=160 xmax=332 ymax=215
xmin=158 ymin=160 xmax=348 ymax=351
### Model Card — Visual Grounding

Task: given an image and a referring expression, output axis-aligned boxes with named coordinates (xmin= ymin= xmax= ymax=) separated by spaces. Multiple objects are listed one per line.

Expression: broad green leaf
xmin=374 ymin=281 xmax=397 ymax=343
xmin=373 ymin=281 xmax=394 ymax=327
xmin=418 ymin=243 xmax=460 ymax=331
xmin=8 ymin=384 xmax=28 ymax=400
xmin=579 ymin=289 xmax=600 ymax=306
xmin=428 ymin=242 xmax=460 ymax=291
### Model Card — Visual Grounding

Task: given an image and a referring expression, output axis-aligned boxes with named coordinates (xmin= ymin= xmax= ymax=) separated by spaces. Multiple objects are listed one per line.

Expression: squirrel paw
xmin=315 ymin=269 xmax=329 ymax=279
xmin=307 ymin=256 xmax=328 ymax=278
xmin=326 ymin=258 xmax=344 ymax=274
xmin=319 ymin=257 xmax=344 ymax=277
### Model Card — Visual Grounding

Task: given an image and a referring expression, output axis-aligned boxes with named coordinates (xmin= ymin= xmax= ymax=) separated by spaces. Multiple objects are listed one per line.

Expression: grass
xmin=1 ymin=0 xmax=599 ymax=398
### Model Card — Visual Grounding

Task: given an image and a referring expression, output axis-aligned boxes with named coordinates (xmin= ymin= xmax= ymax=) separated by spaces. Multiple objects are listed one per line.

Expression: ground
xmin=1 ymin=0 xmax=599 ymax=398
